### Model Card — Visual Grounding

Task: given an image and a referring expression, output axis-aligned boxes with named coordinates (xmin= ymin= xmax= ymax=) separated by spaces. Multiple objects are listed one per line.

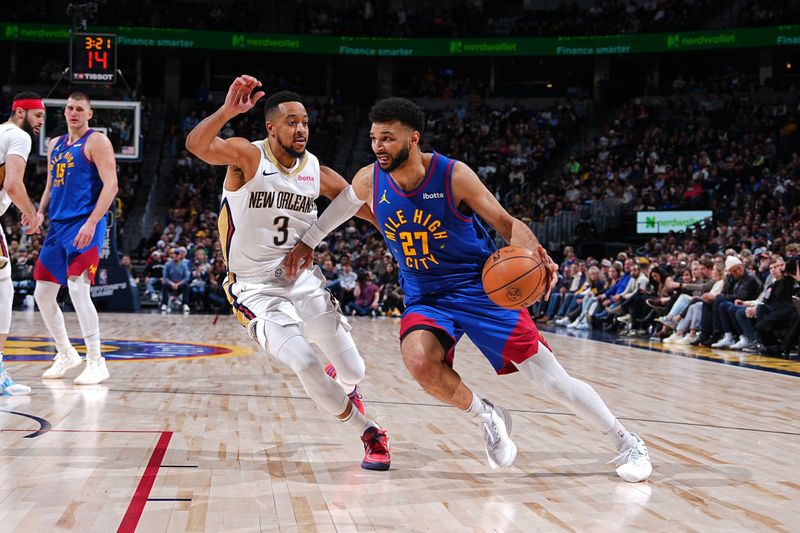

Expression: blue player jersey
xmin=372 ymin=152 xmax=495 ymax=302
xmin=48 ymin=129 xmax=103 ymax=222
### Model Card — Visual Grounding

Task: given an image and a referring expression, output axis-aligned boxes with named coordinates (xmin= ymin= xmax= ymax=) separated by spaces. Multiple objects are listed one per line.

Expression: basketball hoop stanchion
xmin=116 ymin=69 xmax=136 ymax=100
xmin=45 ymin=67 xmax=71 ymax=99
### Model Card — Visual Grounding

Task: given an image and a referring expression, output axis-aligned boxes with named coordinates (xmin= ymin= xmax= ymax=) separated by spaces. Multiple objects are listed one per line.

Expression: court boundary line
xmin=118 ymin=431 xmax=173 ymax=533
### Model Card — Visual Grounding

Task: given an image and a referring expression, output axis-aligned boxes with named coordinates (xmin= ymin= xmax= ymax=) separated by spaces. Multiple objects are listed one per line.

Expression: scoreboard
xmin=70 ymin=32 xmax=117 ymax=83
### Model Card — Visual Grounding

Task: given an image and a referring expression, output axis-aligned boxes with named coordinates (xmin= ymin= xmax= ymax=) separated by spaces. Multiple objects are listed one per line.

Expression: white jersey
xmin=0 ymin=122 xmax=33 ymax=216
xmin=219 ymin=140 xmax=320 ymax=279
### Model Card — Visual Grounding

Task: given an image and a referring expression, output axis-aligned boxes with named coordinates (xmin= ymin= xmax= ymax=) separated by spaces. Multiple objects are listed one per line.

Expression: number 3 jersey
xmin=372 ymin=151 xmax=495 ymax=302
xmin=218 ymin=140 xmax=320 ymax=278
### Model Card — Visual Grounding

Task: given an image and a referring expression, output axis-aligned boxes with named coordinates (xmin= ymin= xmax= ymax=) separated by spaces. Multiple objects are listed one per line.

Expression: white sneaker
xmin=662 ymin=332 xmax=682 ymax=344
xmin=676 ymin=333 xmax=697 ymax=345
xmin=478 ymin=400 xmax=517 ymax=470
xmin=611 ymin=434 xmax=652 ymax=483
xmin=711 ymin=334 xmax=735 ymax=349
xmin=1 ymin=368 xmax=31 ymax=396
xmin=74 ymin=358 xmax=110 ymax=385
xmin=161 ymin=304 xmax=168 ymax=312
xmin=577 ymin=321 xmax=590 ymax=330
xmin=566 ymin=319 xmax=580 ymax=329
xmin=617 ymin=314 xmax=632 ymax=324
xmin=182 ymin=304 xmax=191 ymax=313
xmin=555 ymin=317 xmax=571 ymax=326
xmin=42 ymin=347 xmax=83 ymax=379
xmin=730 ymin=337 xmax=752 ymax=350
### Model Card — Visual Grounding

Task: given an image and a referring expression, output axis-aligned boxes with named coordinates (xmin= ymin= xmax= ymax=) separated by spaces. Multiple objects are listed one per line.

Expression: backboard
xmin=38 ymin=99 xmax=141 ymax=161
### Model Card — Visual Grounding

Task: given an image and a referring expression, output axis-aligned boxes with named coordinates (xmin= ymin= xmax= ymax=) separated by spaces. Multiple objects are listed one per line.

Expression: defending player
xmin=35 ymin=92 xmax=119 ymax=385
xmin=0 ymin=92 xmax=45 ymax=396
xmin=185 ymin=76 xmax=390 ymax=470
xmin=286 ymin=97 xmax=652 ymax=482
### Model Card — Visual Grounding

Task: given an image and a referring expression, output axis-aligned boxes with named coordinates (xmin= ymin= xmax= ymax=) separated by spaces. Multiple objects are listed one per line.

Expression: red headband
xmin=12 ymin=98 xmax=45 ymax=111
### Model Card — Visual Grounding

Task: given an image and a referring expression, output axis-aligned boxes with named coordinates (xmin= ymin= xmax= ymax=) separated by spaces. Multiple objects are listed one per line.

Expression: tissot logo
xmin=422 ymin=192 xmax=444 ymax=200
xmin=297 ymin=175 xmax=315 ymax=182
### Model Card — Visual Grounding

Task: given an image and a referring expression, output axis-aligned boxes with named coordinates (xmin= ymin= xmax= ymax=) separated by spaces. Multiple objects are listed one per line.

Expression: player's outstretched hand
xmin=284 ymin=241 xmax=313 ymax=281
xmin=222 ymin=75 xmax=265 ymax=116
xmin=536 ymin=244 xmax=559 ymax=302
xmin=73 ymin=219 xmax=97 ymax=250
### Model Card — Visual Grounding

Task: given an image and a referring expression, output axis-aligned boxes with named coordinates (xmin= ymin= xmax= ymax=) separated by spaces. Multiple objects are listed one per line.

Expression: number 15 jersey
xmin=218 ymin=140 xmax=320 ymax=278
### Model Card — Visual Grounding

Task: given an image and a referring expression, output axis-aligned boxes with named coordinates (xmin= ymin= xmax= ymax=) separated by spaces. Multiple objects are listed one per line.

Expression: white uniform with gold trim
xmin=0 ymin=123 xmax=33 ymax=269
xmin=218 ymin=141 xmax=346 ymax=342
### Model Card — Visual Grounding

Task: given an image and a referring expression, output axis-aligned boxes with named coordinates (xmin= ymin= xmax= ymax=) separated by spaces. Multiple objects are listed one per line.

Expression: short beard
xmin=21 ymin=112 xmax=36 ymax=138
xmin=384 ymin=145 xmax=410 ymax=172
xmin=278 ymin=138 xmax=305 ymax=159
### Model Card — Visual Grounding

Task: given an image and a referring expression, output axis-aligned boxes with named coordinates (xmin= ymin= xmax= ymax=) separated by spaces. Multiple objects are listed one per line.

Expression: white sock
xmin=466 ymin=392 xmax=492 ymax=420
xmin=606 ymin=419 xmax=637 ymax=451
xmin=341 ymin=404 xmax=378 ymax=434
xmin=84 ymin=333 xmax=102 ymax=361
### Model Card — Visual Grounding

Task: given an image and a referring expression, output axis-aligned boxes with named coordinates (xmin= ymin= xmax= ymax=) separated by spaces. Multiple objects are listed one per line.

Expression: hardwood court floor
xmin=2 ymin=312 xmax=799 ymax=532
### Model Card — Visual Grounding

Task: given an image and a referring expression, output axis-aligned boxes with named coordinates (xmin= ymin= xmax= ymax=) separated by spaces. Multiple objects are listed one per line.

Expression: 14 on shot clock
xmin=70 ymin=32 xmax=117 ymax=83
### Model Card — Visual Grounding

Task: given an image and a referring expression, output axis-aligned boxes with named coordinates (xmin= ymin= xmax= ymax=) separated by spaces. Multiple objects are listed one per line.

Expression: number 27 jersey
xmin=372 ymin=151 xmax=495 ymax=302
xmin=218 ymin=140 xmax=320 ymax=278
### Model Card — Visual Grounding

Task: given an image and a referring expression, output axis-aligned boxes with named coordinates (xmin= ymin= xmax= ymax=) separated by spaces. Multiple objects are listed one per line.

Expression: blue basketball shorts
xmin=34 ymin=216 xmax=107 ymax=286
xmin=399 ymin=283 xmax=548 ymax=375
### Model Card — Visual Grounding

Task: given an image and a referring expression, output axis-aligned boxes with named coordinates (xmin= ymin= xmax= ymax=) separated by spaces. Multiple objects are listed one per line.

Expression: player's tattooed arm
xmin=225 ymin=165 xmax=247 ymax=190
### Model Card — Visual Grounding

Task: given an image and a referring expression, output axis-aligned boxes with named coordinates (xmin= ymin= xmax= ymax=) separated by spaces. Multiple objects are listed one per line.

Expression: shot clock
xmin=70 ymin=32 xmax=117 ymax=83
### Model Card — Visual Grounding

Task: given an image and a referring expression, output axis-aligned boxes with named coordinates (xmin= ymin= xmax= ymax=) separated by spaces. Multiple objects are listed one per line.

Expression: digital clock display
xmin=70 ymin=32 xmax=117 ymax=84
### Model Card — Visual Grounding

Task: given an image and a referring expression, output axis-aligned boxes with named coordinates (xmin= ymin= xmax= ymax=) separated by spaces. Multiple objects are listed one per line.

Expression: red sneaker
xmin=360 ymin=426 xmax=391 ymax=471
xmin=324 ymin=363 xmax=364 ymax=415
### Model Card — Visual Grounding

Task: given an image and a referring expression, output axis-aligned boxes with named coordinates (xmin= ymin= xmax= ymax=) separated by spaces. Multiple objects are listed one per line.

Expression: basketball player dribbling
xmin=287 ymin=97 xmax=652 ymax=482
xmin=0 ymin=92 xmax=45 ymax=396
xmin=186 ymin=75 xmax=390 ymax=470
xmin=35 ymin=92 xmax=119 ymax=385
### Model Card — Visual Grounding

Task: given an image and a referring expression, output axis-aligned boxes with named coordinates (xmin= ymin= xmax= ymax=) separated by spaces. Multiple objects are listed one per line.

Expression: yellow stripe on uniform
xmin=223 ymin=272 xmax=255 ymax=328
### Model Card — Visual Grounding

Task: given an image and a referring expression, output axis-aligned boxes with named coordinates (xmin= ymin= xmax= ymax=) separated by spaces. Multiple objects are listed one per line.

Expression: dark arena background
xmin=1 ymin=1 xmax=800 ymax=531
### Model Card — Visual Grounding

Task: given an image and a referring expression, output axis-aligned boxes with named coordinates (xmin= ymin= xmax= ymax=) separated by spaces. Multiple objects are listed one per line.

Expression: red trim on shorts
xmin=34 ymin=260 xmax=62 ymax=285
xmin=400 ymin=312 xmax=450 ymax=340
xmin=497 ymin=311 xmax=544 ymax=375
xmin=399 ymin=312 xmax=457 ymax=369
xmin=67 ymin=247 xmax=100 ymax=284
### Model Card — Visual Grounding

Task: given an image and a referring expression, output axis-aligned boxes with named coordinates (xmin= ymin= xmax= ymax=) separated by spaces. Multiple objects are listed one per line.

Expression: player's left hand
xmin=73 ymin=220 xmax=97 ymax=250
xmin=284 ymin=241 xmax=313 ymax=280
xmin=536 ymin=244 xmax=558 ymax=302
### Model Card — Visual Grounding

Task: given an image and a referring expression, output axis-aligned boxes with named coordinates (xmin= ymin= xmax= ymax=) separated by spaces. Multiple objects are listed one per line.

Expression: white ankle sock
xmin=341 ymin=404 xmax=378 ymax=434
xmin=85 ymin=333 xmax=102 ymax=361
xmin=606 ymin=419 xmax=637 ymax=451
xmin=466 ymin=393 xmax=492 ymax=419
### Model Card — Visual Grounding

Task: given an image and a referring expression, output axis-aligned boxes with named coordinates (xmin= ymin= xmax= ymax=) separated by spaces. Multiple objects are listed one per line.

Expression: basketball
xmin=482 ymin=246 xmax=549 ymax=309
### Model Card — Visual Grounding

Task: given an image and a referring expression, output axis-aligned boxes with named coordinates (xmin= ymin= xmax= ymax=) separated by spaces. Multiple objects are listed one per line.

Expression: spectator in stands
xmin=743 ymin=257 xmax=799 ymax=355
xmin=161 ymin=248 xmax=191 ymax=313
xmin=143 ymin=250 xmax=165 ymax=302
xmin=346 ymin=271 xmax=381 ymax=317
xmin=337 ymin=259 xmax=357 ymax=308
xmin=698 ymin=256 xmax=761 ymax=347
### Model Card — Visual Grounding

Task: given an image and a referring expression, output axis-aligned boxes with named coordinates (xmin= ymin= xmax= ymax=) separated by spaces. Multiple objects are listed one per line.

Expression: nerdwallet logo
xmin=232 ymin=34 xmax=246 ymax=47
xmin=450 ymin=41 xmax=463 ymax=53
xmin=646 ymin=216 xmax=656 ymax=229
xmin=422 ymin=192 xmax=444 ymax=200
xmin=5 ymin=25 xmax=19 ymax=38
xmin=667 ymin=35 xmax=680 ymax=48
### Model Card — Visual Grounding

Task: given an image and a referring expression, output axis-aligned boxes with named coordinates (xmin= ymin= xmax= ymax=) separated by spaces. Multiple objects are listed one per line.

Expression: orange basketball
xmin=482 ymin=246 xmax=549 ymax=309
